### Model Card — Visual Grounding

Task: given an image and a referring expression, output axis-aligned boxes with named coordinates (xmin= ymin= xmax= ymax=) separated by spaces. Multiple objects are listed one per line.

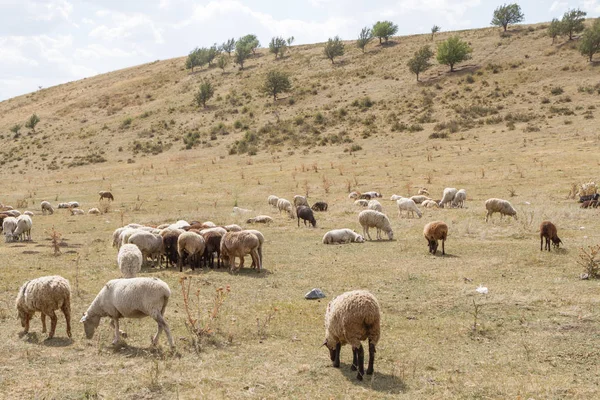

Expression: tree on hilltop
xmin=269 ymin=36 xmax=288 ymax=58
xmin=579 ymin=18 xmax=600 ymax=62
xmin=221 ymin=38 xmax=235 ymax=56
xmin=491 ymin=3 xmax=524 ymax=32
xmin=356 ymin=27 xmax=373 ymax=53
xmin=431 ymin=25 xmax=441 ymax=41
xmin=548 ymin=18 xmax=562 ymax=44
xmin=372 ymin=21 xmax=398 ymax=44
xmin=561 ymin=8 xmax=587 ymax=40
xmin=324 ymin=36 xmax=345 ymax=64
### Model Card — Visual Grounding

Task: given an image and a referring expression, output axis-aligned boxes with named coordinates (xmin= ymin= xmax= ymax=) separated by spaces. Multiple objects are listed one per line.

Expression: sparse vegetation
xmin=560 ymin=8 xmax=586 ymax=40
xmin=372 ymin=20 xmax=398 ymax=44
xmin=431 ymin=25 xmax=441 ymax=40
xmin=25 ymin=113 xmax=40 ymax=133
xmin=356 ymin=27 xmax=373 ymax=53
xmin=579 ymin=18 xmax=600 ymax=62
xmin=261 ymin=70 xmax=292 ymax=101
xmin=195 ymin=81 xmax=215 ymax=108
xmin=323 ymin=36 xmax=345 ymax=64
xmin=269 ymin=36 xmax=287 ymax=59
xmin=437 ymin=36 xmax=472 ymax=72
xmin=407 ymin=45 xmax=434 ymax=81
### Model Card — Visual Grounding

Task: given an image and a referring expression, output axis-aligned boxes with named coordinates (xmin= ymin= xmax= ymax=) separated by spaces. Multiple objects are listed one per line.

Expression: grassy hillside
xmin=1 ymin=22 xmax=600 ymax=399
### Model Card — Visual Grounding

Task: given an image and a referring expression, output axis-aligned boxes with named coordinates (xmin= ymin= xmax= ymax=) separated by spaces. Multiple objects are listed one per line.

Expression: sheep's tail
xmin=161 ymin=295 xmax=169 ymax=316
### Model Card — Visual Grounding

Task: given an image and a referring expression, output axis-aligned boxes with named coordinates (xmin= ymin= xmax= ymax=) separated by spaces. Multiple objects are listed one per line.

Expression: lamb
xmin=324 ymin=290 xmax=380 ymax=381
xmin=267 ymin=195 xmax=279 ymax=207
xmin=540 ymin=221 xmax=562 ymax=251
xmin=410 ymin=195 xmax=431 ymax=204
xmin=322 ymin=229 xmax=365 ymax=244
xmin=201 ymin=229 xmax=224 ymax=268
xmin=397 ymin=198 xmax=422 ymax=218
xmin=422 ymin=200 xmax=439 ymax=208
xmin=118 ymin=244 xmax=143 ymax=278
xmin=70 ymin=208 xmax=84 ymax=215
xmin=220 ymin=231 xmax=261 ymax=272
xmin=13 ymin=215 xmax=33 ymax=241
xmin=177 ymin=231 xmax=206 ymax=271
xmin=348 ymin=191 xmax=360 ymax=199
xmin=485 ymin=198 xmax=517 ymax=222
xmin=367 ymin=200 xmax=383 ymax=212
xmin=297 ymin=206 xmax=317 ymax=227
xmin=294 ymin=195 xmax=309 ymax=208
xmin=246 ymin=215 xmax=274 ymax=224
xmin=277 ymin=198 xmax=294 ymax=218
xmin=16 ymin=275 xmax=71 ymax=339
xmin=452 ymin=189 xmax=467 ymax=208
xmin=354 ymin=199 xmax=368 ymax=207
xmin=358 ymin=210 xmax=394 ymax=241
xmin=224 ymin=224 xmax=243 ymax=232
xmin=80 ymin=277 xmax=174 ymax=348
xmin=439 ymin=188 xmax=458 ymax=208
xmin=311 ymin=201 xmax=328 ymax=212
xmin=128 ymin=231 xmax=164 ymax=268
xmin=99 ymin=191 xmax=114 ymax=201
xmin=423 ymin=221 xmax=448 ymax=256
xmin=88 ymin=208 xmax=101 ymax=215
xmin=3 ymin=216 xmax=18 ymax=242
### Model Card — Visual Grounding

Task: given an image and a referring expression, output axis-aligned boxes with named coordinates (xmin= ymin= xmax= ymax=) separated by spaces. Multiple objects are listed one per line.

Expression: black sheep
xmin=311 ymin=201 xmax=328 ymax=212
xmin=297 ymin=206 xmax=316 ymax=227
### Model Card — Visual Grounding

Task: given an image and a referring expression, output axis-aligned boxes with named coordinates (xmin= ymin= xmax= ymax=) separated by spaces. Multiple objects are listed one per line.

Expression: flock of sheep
xmin=3 ymin=183 xmax=567 ymax=381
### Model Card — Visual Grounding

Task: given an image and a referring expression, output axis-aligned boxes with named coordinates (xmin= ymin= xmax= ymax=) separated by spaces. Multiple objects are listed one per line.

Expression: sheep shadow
xmin=110 ymin=342 xmax=177 ymax=358
xmin=432 ymin=253 xmax=459 ymax=258
xmin=337 ymin=362 xmax=408 ymax=393
xmin=365 ymin=239 xmax=396 ymax=243
xmin=42 ymin=337 xmax=73 ymax=347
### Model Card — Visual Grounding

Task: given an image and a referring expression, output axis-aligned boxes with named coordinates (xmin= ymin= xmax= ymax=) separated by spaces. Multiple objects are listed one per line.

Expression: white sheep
xmin=88 ymin=208 xmax=101 ymax=215
xmin=246 ymin=215 xmax=274 ymax=224
xmin=224 ymin=224 xmax=243 ymax=232
xmin=70 ymin=209 xmax=84 ymax=215
xmin=410 ymin=195 xmax=431 ymax=204
xmin=439 ymin=188 xmax=458 ymax=208
xmin=177 ymin=231 xmax=206 ymax=271
xmin=244 ymin=229 xmax=265 ymax=269
xmin=324 ymin=290 xmax=380 ymax=381
xmin=23 ymin=211 xmax=34 ymax=216
xmin=358 ymin=210 xmax=394 ymax=241
xmin=485 ymin=198 xmax=517 ymax=222
xmin=3 ymin=216 xmax=18 ymax=242
xmin=277 ymin=198 xmax=294 ymax=218
xmin=5 ymin=209 xmax=21 ymax=217
xmin=13 ymin=215 xmax=33 ymax=241
xmin=452 ymin=189 xmax=467 ymax=208
xmin=354 ymin=199 xmax=368 ymax=207
xmin=168 ymin=220 xmax=190 ymax=230
xmin=233 ymin=206 xmax=253 ymax=215
xmin=294 ymin=195 xmax=309 ymax=208
xmin=117 ymin=244 xmax=143 ymax=278
xmin=417 ymin=188 xmax=430 ymax=195
xmin=422 ymin=200 xmax=439 ymax=209
xmin=220 ymin=231 xmax=261 ymax=272
xmin=396 ymin=198 xmax=422 ymax=218
xmin=68 ymin=201 xmax=80 ymax=208
xmin=363 ymin=191 xmax=382 ymax=198
xmin=80 ymin=277 xmax=174 ymax=348
xmin=41 ymin=201 xmax=54 ymax=215
xmin=390 ymin=194 xmax=403 ymax=201
xmin=367 ymin=200 xmax=383 ymax=212
xmin=348 ymin=191 xmax=360 ymax=199
xmin=200 ymin=226 xmax=228 ymax=236
xmin=128 ymin=231 xmax=164 ymax=267
xmin=16 ymin=275 xmax=72 ymax=339
xmin=322 ymin=229 xmax=365 ymax=244
xmin=202 ymin=221 xmax=217 ymax=228
xmin=267 ymin=195 xmax=279 ymax=207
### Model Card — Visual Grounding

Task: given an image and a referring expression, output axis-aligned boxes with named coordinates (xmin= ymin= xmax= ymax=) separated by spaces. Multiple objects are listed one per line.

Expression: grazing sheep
xmin=311 ymin=201 xmax=328 ymax=212
xmin=70 ymin=208 xmax=84 ymax=215
xmin=199 ymin=226 xmax=227 ymax=236
xmin=220 ymin=231 xmax=261 ymax=272
xmin=246 ymin=215 xmax=274 ymax=224
xmin=57 ymin=203 xmax=70 ymax=209
xmin=348 ymin=191 xmax=360 ymax=199
xmin=410 ymin=195 xmax=431 ymax=204
xmin=41 ymin=201 xmax=54 ymax=215
xmin=322 ymin=229 xmax=365 ymax=244
xmin=358 ymin=210 xmax=394 ymax=241
xmin=224 ymin=224 xmax=243 ymax=232
xmin=423 ymin=221 xmax=448 ymax=255
xmin=277 ymin=198 xmax=294 ymax=218
xmin=0 ymin=204 xmax=14 ymax=211
xmin=88 ymin=208 xmax=101 ymax=215
xmin=417 ymin=188 xmax=430 ymax=195
xmin=422 ymin=200 xmax=439 ymax=208
xmin=452 ymin=189 xmax=467 ymax=208
xmin=244 ymin=229 xmax=265 ymax=269
xmin=3 ymin=216 xmax=18 ymax=242
xmin=390 ymin=194 xmax=403 ymax=201
xmin=359 ymin=193 xmax=372 ymax=200
xmin=201 ymin=229 xmax=224 ymax=268
xmin=297 ymin=206 xmax=316 ymax=227
xmin=160 ymin=229 xmax=182 ymax=268
xmin=68 ymin=201 xmax=80 ymax=208
xmin=367 ymin=200 xmax=383 ymax=212
xmin=439 ymin=188 xmax=458 ymax=208
xmin=118 ymin=228 xmax=142 ymax=249
xmin=267 ymin=195 xmax=279 ymax=207
xmin=0 ymin=213 xmax=10 ymax=231
xmin=202 ymin=221 xmax=216 ymax=228
xmin=233 ymin=206 xmax=253 ymax=215
xmin=363 ymin=191 xmax=382 ymax=198
xmin=397 ymin=198 xmax=422 ymax=218
xmin=13 ymin=215 xmax=33 ymax=241
xmin=354 ymin=199 xmax=368 ymax=207
xmin=168 ymin=220 xmax=191 ymax=231
xmin=23 ymin=211 xmax=33 ymax=217
xmin=128 ymin=231 xmax=164 ymax=268
xmin=16 ymin=275 xmax=72 ymax=339
xmin=485 ymin=198 xmax=517 ymax=222
xmin=540 ymin=221 xmax=562 ymax=251
xmin=324 ymin=290 xmax=380 ymax=381
xmin=80 ymin=277 xmax=174 ymax=348
xmin=177 ymin=231 xmax=206 ymax=271
xmin=99 ymin=191 xmax=114 ymax=201
xmin=118 ymin=244 xmax=143 ymax=278
xmin=5 ymin=209 xmax=21 ymax=217
xmin=294 ymin=195 xmax=309 ymax=208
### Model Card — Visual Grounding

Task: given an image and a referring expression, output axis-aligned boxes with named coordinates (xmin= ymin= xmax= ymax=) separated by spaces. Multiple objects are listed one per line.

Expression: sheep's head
xmin=80 ymin=313 xmax=101 ymax=339
xmin=387 ymin=230 xmax=394 ymax=241
xmin=355 ymin=235 xmax=365 ymax=243
xmin=552 ymin=237 xmax=562 ymax=248
xmin=17 ymin=308 xmax=28 ymax=328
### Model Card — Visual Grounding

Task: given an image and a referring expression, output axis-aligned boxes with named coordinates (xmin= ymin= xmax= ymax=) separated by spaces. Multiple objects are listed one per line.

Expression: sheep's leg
xmin=239 ymin=256 xmax=245 ymax=270
xmin=153 ymin=313 xmax=174 ymax=349
xmin=41 ymin=313 xmax=47 ymax=333
xmin=441 ymin=239 xmax=445 ymax=256
xmin=62 ymin=302 xmax=72 ymax=338
xmin=48 ymin=311 xmax=58 ymax=339
xmin=111 ymin=318 xmax=121 ymax=345
xmin=540 ymin=236 xmax=543 ymax=251
xmin=364 ymin=227 xmax=371 ymax=241
xmin=351 ymin=347 xmax=358 ymax=371
xmin=356 ymin=344 xmax=365 ymax=380
xmin=332 ymin=342 xmax=341 ymax=368
xmin=250 ymin=249 xmax=261 ymax=272
xmin=23 ymin=313 xmax=31 ymax=334
xmin=367 ymin=341 xmax=376 ymax=375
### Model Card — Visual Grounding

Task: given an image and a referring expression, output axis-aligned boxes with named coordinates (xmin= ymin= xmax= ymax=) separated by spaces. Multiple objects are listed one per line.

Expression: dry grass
xmin=1 ymin=21 xmax=600 ymax=399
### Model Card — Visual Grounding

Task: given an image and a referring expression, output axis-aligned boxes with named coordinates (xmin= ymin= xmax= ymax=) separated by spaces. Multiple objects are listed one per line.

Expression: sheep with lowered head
xmin=322 ymin=229 xmax=365 ymax=244
xmin=244 ymin=229 xmax=265 ymax=269
xmin=277 ymin=198 xmax=294 ymax=218
xmin=311 ymin=201 xmax=328 ymax=212
xmin=16 ymin=275 xmax=72 ymax=339
xmin=422 ymin=200 xmax=439 ymax=209
xmin=3 ymin=216 xmax=18 ymax=242
xmin=220 ymin=231 xmax=261 ymax=272
xmin=294 ymin=195 xmax=309 ymax=208
xmin=324 ymin=290 xmax=380 ymax=381
xmin=540 ymin=221 xmax=562 ymax=251
xmin=41 ymin=201 xmax=54 ymax=215
xmin=485 ymin=198 xmax=517 ymax=222
xmin=177 ymin=231 xmax=206 ymax=271
xmin=410 ymin=195 xmax=431 ymax=204
xmin=354 ymin=199 xmax=368 ymax=207
xmin=128 ymin=231 xmax=164 ymax=268
xmin=80 ymin=277 xmax=174 ymax=348
xmin=439 ymin=188 xmax=458 ymax=208
xmin=397 ymin=198 xmax=422 ymax=218
xmin=358 ymin=210 xmax=394 ymax=241
xmin=267 ymin=195 xmax=279 ymax=207
xmin=367 ymin=200 xmax=383 ymax=212
xmin=452 ymin=189 xmax=467 ymax=208
xmin=118 ymin=244 xmax=143 ymax=278
xmin=297 ymin=206 xmax=316 ymax=227
xmin=423 ymin=221 xmax=448 ymax=255
xmin=13 ymin=215 xmax=33 ymax=241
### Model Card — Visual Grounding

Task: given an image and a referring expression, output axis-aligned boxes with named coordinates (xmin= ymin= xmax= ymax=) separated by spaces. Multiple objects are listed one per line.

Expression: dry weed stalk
xmin=322 ymin=175 xmax=331 ymax=194
xmin=507 ymin=187 xmax=517 ymax=197
xmin=256 ymin=307 xmax=278 ymax=340
xmin=46 ymin=226 xmax=62 ymax=256
xmin=16 ymin=198 xmax=28 ymax=209
xmin=577 ymin=245 xmax=600 ymax=279
xmin=133 ymin=199 xmax=146 ymax=211
xmin=120 ymin=210 xmax=125 ymax=226
xmin=312 ymin=162 xmax=318 ymax=173
xmin=469 ymin=299 xmax=484 ymax=334
xmin=303 ymin=180 xmax=310 ymax=197
xmin=426 ymin=172 xmax=433 ymax=185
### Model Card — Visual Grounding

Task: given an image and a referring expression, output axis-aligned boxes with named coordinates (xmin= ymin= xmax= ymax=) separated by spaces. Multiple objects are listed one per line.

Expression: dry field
xmin=1 ymin=21 xmax=600 ymax=399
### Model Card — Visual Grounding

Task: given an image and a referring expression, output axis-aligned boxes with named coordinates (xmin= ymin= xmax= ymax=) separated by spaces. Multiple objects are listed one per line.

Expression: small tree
xmin=431 ymin=25 xmax=441 ymax=41
xmin=206 ymin=44 xmax=219 ymax=66
xmin=269 ymin=36 xmax=287 ymax=58
xmin=287 ymin=36 xmax=295 ymax=46
xmin=324 ymin=36 xmax=345 ymax=64
xmin=221 ymin=38 xmax=235 ymax=56
xmin=185 ymin=48 xmax=201 ymax=72
xmin=407 ymin=45 xmax=434 ymax=81
xmin=356 ymin=27 xmax=373 ymax=53
xmin=579 ymin=19 xmax=600 ymax=62
xmin=234 ymin=42 xmax=252 ymax=69
xmin=437 ymin=35 xmax=472 ymax=72
xmin=548 ymin=18 xmax=562 ymax=44
xmin=195 ymin=81 xmax=214 ymax=108
xmin=10 ymin=124 xmax=21 ymax=135
xmin=217 ymin=54 xmax=229 ymax=72
xmin=561 ymin=8 xmax=587 ymax=40
xmin=491 ymin=3 xmax=524 ymax=32
xmin=238 ymin=34 xmax=260 ymax=55
xmin=262 ymin=70 xmax=291 ymax=101
xmin=25 ymin=114 xmax=40 ymax=133
xmin=372 ymin=20 xmax=398 ymax=44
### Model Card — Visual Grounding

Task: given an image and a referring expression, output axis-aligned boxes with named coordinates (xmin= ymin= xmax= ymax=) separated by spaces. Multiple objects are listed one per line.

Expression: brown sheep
xmin=581 ymin=200 xmax=592 ymax=209
xmin=220 ymin=231 xmax=261 ymax=272
xmin=423 ymin=221 xmax=448 ymax=255
xmin=540 ymin=221 xmax=562 ymax=251
xmin=99 ymin=191 xmax=114 ymax=201
xmin=201 ymin=229 xmax=224 ymax=269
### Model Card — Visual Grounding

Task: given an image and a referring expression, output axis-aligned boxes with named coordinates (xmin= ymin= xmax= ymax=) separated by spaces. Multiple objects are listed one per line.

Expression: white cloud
xmin=389 ymin=0 xmax=481 ymax=27
xmin=90 ymin=11 xmax=165 ymax=44
xmin=549 ymin=1 xmax=568 ymax=12
xmin=74 ymin=43 xmax=147 ymax=60
xmin=582 ymin=0 xmax=600 ymax=13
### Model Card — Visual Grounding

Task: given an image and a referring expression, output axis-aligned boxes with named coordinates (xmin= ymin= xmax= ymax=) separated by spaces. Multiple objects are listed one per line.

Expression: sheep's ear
xmin=321 ymin=339 xmax=328 ymax=347
xmin=80 ymin=314 xmax=87 ymax=323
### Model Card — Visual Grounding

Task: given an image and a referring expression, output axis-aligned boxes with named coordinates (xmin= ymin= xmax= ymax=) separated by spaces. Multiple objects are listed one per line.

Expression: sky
xmin=0 ymin=0 xmax=599 ymax=101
